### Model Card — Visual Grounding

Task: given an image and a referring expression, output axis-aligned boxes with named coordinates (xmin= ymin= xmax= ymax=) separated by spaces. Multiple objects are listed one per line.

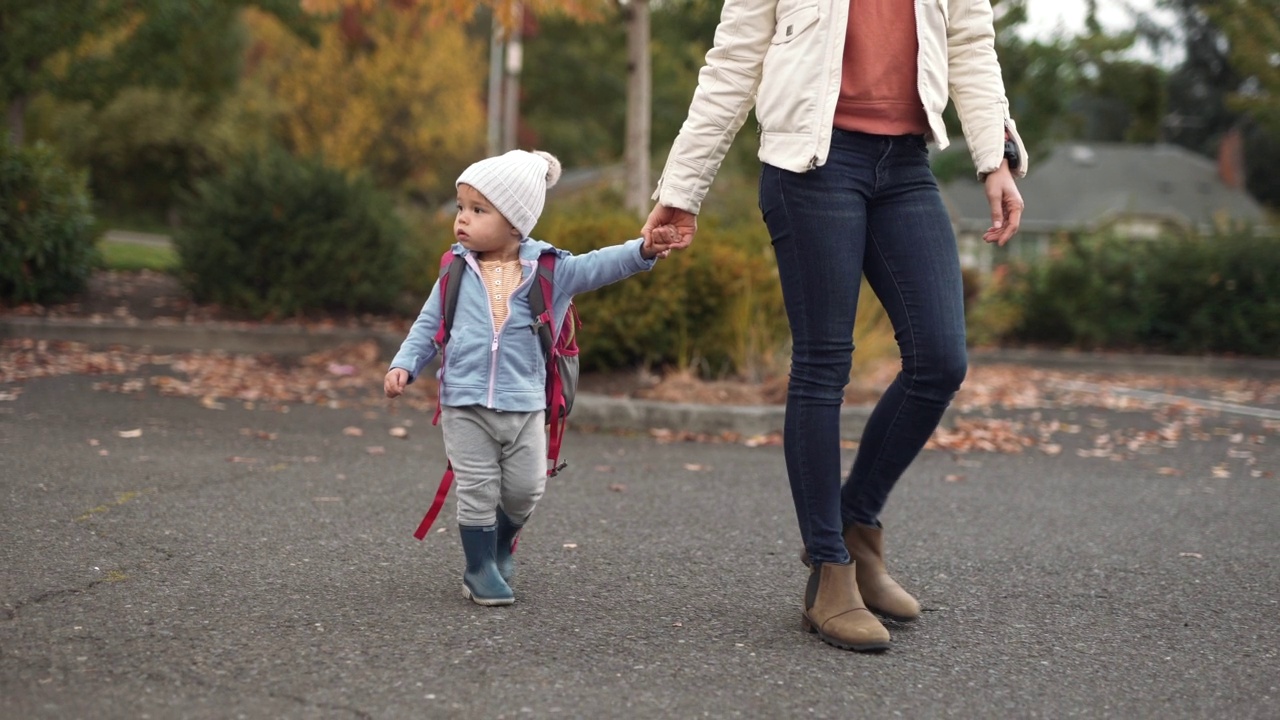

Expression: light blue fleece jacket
xmin=389 ymin=237 xmax=656 ymax=412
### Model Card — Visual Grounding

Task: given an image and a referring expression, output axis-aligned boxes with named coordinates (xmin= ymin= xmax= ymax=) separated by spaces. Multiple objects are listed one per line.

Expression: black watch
xmin=1003 ymin=138 xmax=1021 ymax=171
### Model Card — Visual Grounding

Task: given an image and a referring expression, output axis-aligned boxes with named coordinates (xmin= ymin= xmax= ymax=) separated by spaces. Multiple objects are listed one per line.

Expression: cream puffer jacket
xmin=653 ymin=0 xmax=1029 ymax=214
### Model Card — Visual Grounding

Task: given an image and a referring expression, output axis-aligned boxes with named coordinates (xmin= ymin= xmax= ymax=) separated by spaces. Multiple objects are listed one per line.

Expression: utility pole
xmin=623 ymin=0 xmax=651 ymax=217
xmin=502 ymin=4 xmax=524 ymax=153
xmin=486 ymin=14 xmax=503 ymax=157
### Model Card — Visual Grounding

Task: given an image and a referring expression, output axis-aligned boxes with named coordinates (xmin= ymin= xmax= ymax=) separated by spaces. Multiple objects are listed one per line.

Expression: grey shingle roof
xmin=940 ymin=142 xmax=1269 ymax=234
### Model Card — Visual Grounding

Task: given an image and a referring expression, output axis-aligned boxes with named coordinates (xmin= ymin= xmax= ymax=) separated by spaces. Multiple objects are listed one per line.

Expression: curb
xmin=0 ymin=316 xmax=402 ymax=359
xmin=3 ymin=316 xmax=1277 ymax=438
xmin=968 ymin=347 xmax=1280 ymax=380
xmin=570 ymin=394 xmax=882 ymax=440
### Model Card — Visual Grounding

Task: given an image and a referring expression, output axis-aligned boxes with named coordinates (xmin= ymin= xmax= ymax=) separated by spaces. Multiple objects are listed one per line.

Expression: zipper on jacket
xmin=483 ymin=260 xmax=538 ymax=409
xmin=486 ymin=333 xmax=500 ymax=407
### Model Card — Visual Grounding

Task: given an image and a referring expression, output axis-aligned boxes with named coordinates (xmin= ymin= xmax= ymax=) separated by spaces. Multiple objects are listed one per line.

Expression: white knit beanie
xmin=456 ymin=149 xmax=562 ymax=238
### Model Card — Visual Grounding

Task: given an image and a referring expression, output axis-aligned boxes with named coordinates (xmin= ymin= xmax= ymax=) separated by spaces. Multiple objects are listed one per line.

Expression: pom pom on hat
xmin=532 ymin=150 xmax=562 ymax=189
xmin=456 ymin=149 xmax=562 ymax=238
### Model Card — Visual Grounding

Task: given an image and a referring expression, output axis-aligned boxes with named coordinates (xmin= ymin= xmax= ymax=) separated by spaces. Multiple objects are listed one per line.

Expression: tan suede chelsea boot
xmin=845 ymin=523 xmax=922 ymax=622
xmin=801 ymin=561 xmax=891 ymax=652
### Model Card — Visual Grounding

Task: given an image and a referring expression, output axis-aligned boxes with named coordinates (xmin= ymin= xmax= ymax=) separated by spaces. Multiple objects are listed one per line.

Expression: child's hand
xmin=384 ymin=368 xmax=409 ymax=398
xmin=642 ymin=224 xmax=679 ymax=260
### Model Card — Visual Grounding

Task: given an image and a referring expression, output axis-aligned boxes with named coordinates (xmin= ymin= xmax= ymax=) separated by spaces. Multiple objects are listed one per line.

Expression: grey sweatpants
xmin=440 ymin=405 xmax=546 ymax=527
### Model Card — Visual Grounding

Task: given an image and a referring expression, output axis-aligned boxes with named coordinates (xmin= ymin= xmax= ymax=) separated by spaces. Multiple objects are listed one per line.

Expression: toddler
xmin=385 ymin=149 xmax=676 ymax=606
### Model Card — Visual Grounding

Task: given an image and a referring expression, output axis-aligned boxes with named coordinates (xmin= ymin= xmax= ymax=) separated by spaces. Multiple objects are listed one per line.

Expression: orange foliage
xmin=298 ymin=0 xmax=606 ymax=32
xmin=242 ymin=6 xmax=487 ymax=197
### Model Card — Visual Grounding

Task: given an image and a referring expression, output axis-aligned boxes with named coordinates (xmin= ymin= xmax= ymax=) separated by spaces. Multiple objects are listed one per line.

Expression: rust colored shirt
xmin=833 ymin=0 xmax=930 ymax=136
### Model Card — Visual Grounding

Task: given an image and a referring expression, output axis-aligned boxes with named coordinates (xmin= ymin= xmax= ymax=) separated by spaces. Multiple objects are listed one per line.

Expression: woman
xmin=643 ymin=0 xmax=1027 ymax=652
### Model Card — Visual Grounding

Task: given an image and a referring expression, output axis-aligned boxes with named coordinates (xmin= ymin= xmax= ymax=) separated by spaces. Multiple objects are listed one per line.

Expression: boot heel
xmin=801 ymin=614 xmax=815 ymax=633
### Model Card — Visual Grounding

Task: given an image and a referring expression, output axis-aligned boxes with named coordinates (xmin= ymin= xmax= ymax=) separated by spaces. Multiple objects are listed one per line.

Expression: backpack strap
xmin=413 ymin=463 xmax=454 ymax=540
xmin=527 ymin=253 xmax=556 ymax=359
xmin=529 ymin=252 xmax=569 ymax=477
xmin=431 ymin=253 xmax=466 ymax=427
xmin=433 ymin=252 xmax=466 ymax=347
xmin=414 ymin=252 xmax=464 ymax=540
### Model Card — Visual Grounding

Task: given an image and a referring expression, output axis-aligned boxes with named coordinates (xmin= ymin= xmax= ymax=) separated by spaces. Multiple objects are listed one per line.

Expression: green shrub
xmin=982 ymin=231 xmax=1280 ymax=356
xmin=174 ymin=149 xmax=406 ymax=317
xmin=538 ymin=206 xmax=789 ymax=377
xmin=0 ymin=140 xmax=98 ymax=304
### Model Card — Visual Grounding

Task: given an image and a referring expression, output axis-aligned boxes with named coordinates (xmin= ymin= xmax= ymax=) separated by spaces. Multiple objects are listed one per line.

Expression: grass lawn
xmin=97 ymin=240 xmax=178 ymax=272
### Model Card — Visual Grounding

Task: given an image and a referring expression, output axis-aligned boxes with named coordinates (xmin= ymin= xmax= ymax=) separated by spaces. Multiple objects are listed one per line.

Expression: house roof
xmin=940 ymin=142 xmax=1270 ymax=234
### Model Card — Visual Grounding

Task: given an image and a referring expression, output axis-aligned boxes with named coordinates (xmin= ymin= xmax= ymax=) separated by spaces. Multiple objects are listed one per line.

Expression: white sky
xmin=1022 ymin=0 xmax=1157 ymax=39
xmin=1019 ymin=0 xmax=1181 ymax=65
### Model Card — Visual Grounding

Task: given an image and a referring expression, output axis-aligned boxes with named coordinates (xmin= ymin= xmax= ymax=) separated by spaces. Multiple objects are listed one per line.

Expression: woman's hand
xmin=642 ymin=204 xmax=698 ymax=251
xmin=982 ymin=164 xmax=1024 ymax=246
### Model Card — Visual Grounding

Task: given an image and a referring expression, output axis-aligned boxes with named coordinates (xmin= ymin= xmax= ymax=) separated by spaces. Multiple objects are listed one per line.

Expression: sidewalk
xmin=6 ymin=304 xmax=1280 ymax=442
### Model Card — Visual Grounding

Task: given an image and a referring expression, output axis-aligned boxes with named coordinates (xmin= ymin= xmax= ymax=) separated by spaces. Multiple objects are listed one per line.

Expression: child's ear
xmin=510 ymin=226 xmax=522 ymax=237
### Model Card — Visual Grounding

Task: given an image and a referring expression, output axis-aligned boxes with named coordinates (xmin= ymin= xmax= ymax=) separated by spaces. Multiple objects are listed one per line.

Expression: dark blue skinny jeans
xmin=759 ymin=129 xmax=968 ymax=566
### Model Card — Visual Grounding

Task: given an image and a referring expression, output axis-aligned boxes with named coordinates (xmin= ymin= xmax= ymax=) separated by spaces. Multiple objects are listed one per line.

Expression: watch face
xmin=1004 ymin=140 xmax=1020 ymax=169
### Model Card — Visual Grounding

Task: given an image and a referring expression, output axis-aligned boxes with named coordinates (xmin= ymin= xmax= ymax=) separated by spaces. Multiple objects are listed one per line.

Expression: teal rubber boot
xmin=495 ymin=508 xmax=523 ymax=584
xmin=459 ymin=525 xmax=514 ymax=606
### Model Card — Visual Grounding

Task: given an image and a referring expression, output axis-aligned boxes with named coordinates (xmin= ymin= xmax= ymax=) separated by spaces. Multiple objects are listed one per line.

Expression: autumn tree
xmin=243 ymin=7 xmax=483 ymax=202
xmin=0 ymin=0 xmax=310 ymax=146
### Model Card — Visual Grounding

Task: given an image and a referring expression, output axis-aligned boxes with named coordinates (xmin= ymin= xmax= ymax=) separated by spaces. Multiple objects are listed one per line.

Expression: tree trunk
xmin=624 ymin=0 xmax=651 ymax=217
xmin=7 ymin=96 xmax=27 ymax=146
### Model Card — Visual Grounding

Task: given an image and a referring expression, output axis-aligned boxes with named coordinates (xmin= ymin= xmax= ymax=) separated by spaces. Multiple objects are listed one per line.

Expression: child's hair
xmin=456 ymin=150 xmax=562 ymax=238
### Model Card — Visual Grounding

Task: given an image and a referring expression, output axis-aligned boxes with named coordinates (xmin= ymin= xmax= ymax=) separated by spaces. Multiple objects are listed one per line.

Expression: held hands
xmin=982 ymin=163 xmax=1024 ymax=246
xmin=642 ymin=204 xmax=698 ymax=253
xmin=384 ymin=368 xmax=409 ymax=399
xmin=641 ymin=224 xmax=681 ymax=260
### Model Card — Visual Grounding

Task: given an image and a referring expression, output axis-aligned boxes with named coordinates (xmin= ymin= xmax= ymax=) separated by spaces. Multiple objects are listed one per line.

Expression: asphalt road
xmin=2 ymin=372 xmax=1277 ymax=719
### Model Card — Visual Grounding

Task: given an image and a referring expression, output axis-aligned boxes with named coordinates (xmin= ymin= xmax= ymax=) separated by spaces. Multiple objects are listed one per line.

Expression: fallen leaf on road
xmin=117 ymin=428 xmax=142 ymax=438
xmin=1179 ymin=552 xmax=1203 ymax=559
xmin=343 ymin=426 xmax=364 ymax=437
xmin=327 ymin=363 xmax=357 ymax=376
xmin=98 ymin=449 xmax=109 ymax=456
xmin=594 ymin=465 xmax=614 ymax=473
xmin=200 ymin=396 xmax=225 ymax=410
xmin=0 ymin=390 xmax=19 ymax=401
xmin=1039 ymin=443 xmax=1063 ymax=455
xmin=1157 ymin=467 xmax=1181 ymax=476
xmin=366 ymin=446 xmax=385 ymax=455
xmin=609 ymin=483 xmax=627 ymax=492
xmin=227 ymin=456 xmax=259 ymax=463
xmin=944 ymin=474 xmax=964 ymax=483
xmin=240 ymin=428 xmax=278 ymax=441
xmin=563 ymin=543 xmax=578 ymax=549
xmin=389 ymin=427 xmax=409 ymax=439
xmin=88 ymin=439 xmax=99 ymax=446
xmin=683 ymin=463 xmax=707 ymax=472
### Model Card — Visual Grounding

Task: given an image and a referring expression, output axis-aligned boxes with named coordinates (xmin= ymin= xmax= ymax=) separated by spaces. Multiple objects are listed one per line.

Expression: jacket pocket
xmin=757 ymin=4 xmax=825 ymax=137
xmin=771 ymin=4 xmax=819 ymax=44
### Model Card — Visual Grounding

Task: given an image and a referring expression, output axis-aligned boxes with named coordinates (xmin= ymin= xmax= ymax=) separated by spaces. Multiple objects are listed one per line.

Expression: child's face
xmin=454 ymin=184 xmax=521 ymax=256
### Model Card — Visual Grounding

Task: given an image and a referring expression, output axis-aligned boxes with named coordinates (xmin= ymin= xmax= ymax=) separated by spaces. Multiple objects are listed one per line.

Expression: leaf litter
xmin=3 ymin=340 xmax=1276 ymax=469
